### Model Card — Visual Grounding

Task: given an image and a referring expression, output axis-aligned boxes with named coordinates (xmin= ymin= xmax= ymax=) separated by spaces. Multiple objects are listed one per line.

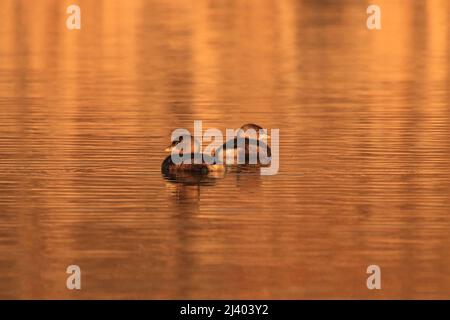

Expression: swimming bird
xmin=215 ymin=123 xmax=271 ymax=165
xmin=161 ymin=134 xmax=224 ymax=174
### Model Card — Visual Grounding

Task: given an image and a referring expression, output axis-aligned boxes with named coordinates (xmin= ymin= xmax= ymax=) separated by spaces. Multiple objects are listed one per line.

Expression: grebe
xmin=215 ymin=123 xmax=271 ymax=164
xmin=161 ymin=135 xmax=224 ymax=174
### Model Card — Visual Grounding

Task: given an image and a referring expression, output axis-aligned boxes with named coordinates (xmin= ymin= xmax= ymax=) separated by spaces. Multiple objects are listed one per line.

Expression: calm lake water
xmin=0 ymin=0 xmax=449 ymax=299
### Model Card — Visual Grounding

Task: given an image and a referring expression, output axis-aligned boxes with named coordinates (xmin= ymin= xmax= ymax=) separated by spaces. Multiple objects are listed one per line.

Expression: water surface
xmin=0 ymin=0 xmax=449 ymax=298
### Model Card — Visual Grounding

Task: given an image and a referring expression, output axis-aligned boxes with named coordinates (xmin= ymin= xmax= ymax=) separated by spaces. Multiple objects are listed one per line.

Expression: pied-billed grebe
xmin=161 ymin=135 xmax=225 ymax=174
xmin=215 ymin=123 xmax=271 ymax=164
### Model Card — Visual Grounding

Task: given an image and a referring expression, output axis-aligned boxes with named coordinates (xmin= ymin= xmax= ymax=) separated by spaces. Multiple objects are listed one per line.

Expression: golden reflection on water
xmin=0 ymin=0 xmax=449 ymax=298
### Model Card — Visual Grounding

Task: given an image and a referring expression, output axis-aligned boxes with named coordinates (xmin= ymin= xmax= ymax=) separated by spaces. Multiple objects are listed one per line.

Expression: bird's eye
xmin=171 ymin=136 xmax=184 ymax=146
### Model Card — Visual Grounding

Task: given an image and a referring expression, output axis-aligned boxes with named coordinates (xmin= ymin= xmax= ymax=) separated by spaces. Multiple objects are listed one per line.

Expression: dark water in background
xmin=0 ymin=0 xmax=449 ymax=298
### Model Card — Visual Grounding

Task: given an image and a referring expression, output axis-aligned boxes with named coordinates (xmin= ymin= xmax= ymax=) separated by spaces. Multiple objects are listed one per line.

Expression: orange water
xmin=0 ymin=0 xmax=449 ymax=298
